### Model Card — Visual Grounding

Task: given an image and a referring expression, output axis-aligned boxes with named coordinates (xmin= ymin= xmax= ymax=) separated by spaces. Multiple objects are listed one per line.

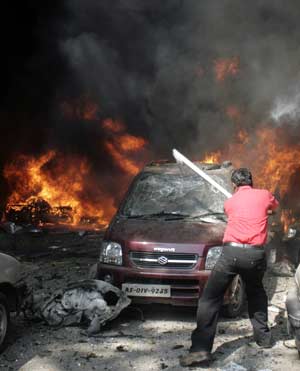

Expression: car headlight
xmin=205 ymin=246 xmax=223 ymax=270
xmin=99 ymin=241 xmax=123 ymax=265
xmin=287 ymin=227 xmax=297 ymax=239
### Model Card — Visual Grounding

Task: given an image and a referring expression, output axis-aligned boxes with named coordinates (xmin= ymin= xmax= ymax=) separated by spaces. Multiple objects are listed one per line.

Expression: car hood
xmin=107 ymin=217 xmax=226 ymax=245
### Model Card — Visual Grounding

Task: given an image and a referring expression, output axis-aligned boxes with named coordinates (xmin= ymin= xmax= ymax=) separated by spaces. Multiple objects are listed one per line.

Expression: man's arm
xmin=268 ymin=192 xmax=279 ymax=213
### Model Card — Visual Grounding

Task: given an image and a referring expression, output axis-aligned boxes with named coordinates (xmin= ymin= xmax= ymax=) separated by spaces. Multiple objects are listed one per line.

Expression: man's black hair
xmin=231 ymin=168 xmax=253 ymax=187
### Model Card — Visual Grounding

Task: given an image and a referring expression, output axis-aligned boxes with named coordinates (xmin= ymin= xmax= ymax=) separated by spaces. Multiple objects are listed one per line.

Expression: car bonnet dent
xmin=0 ymin=252 xmax=21 ymax=284
xmin=23 ymin=279 xmax=131 ymax=335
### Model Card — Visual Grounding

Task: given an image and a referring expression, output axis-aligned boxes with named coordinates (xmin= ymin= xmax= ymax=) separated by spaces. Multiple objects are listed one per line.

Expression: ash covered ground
xmin=0 ymin=231 xmax=299 ymax=371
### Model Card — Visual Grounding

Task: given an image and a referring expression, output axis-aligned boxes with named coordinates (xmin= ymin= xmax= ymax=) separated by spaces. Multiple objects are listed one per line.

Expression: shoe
xmin=179 ymin=351 xmax=212 ymax=367
xmin=248 ymin=340 xmax=275 ymax=349
xmin=256 ymin=341 xmax=275 ymax=349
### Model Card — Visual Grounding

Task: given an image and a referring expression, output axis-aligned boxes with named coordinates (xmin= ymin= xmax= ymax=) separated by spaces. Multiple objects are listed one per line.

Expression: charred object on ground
xmin=21 ymin=279 xmax=131 ymax=335
xmin=5 ymin=197 xmax=102 ymax=227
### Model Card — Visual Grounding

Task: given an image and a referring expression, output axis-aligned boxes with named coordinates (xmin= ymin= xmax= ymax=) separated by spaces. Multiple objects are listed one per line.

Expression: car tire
xmin=222 ymin=275 xmax=245 ymax=318
xmin=0 ymin=293 xmax=9 ymax=352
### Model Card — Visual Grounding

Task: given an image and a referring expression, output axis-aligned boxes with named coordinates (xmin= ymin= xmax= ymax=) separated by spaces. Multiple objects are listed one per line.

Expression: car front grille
xmin=129 ymin=251 xmax=198 ymax=269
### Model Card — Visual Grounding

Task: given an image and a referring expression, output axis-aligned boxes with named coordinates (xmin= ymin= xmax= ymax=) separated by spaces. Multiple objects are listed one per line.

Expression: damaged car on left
xmin=0 ymin=252 xmax=26 ymax=351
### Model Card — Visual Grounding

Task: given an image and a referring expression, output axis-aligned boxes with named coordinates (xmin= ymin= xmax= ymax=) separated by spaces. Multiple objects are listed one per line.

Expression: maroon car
xmin=93 ymin=161 xmax=245 ymax=317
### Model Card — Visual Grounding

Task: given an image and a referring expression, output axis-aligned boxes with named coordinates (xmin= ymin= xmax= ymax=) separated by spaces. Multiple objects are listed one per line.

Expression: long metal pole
xmin=172 ymin=149 xmax=232 ymax=198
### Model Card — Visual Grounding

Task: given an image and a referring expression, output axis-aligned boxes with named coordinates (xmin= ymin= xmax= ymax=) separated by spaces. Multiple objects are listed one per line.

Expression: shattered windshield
xmin=122 ymin=172 xmax=231 ymax=219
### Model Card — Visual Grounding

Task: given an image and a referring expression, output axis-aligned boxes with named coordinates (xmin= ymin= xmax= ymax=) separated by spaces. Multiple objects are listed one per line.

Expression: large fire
xmin=201 ymin=124 xmax=300 ymax=231
xmin=3 ymin=100 xmax=148 ymax=228
xmin=3 ymin=60 xmax=300 ymax=234
xmin=3 ymin=150 xmax=114 ymax=227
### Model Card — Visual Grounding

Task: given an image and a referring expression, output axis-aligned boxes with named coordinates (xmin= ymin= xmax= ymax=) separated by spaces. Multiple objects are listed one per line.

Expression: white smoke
xmin=271 ymin=91 xmax=300 ymax=124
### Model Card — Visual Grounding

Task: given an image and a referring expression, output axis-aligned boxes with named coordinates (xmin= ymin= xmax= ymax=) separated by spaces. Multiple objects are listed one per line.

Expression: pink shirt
xmin=223 ymin=186 xmax=279 ymax=245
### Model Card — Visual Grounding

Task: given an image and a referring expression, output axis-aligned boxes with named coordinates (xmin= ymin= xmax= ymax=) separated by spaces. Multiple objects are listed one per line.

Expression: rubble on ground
xmin=1 ymin=236 xmax=300 ymax=371
xmin=269 ymin=260 xmax=295 ymax=277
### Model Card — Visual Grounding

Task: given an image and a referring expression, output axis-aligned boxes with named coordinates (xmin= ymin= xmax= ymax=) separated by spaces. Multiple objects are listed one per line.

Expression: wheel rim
xmin=231 ymin=278 xmax=243 ymax=312
xmin=0 ymin=303 xmax=8 ymax=345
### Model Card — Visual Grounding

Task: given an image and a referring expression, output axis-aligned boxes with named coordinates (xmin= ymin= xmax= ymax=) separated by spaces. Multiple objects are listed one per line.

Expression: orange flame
xmin=116 ymin=134 xmax=147 ymax=152
xmin=4 ymin=151 xmax=115 ymax=227
xmin=217 ymin=126 xmax=300 ymax=196
xmin=102 ymin=118 xmax=125 ymax=133
xmin=205 ymin=117 xmax=300 ymax=231
xmin=104 ymin=142 xmax=141 ymax=175
xmin=102 ymin=118 xmax=148 ymax=176
xmin=281 ymin=210 xmax=296 ymax=233
xmin=201 ymin=152 xmax=222 ymax=164
xmin=214 ymin=57 xmax=239 ymax=82
xmin=61 ymin=96 xmax=99 ymax=121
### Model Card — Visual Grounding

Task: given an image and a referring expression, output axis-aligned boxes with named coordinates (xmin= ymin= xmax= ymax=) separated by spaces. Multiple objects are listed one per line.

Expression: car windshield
xmin=122 ymin=171 xmax=231 ymax=218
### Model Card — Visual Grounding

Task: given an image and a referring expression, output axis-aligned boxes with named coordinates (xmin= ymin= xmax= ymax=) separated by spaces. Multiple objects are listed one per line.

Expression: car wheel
xmin=0 ymin=293 xmax=9 ymax=351
xmin=222 ymin=275 xmax=245 ymax=318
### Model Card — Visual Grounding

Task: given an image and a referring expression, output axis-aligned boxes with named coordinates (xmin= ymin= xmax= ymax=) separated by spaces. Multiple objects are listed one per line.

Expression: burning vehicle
xmin=92 ymin=160 xmax=245 ymax=317
xmin=0 ymin=252 xmax=25 ymax=351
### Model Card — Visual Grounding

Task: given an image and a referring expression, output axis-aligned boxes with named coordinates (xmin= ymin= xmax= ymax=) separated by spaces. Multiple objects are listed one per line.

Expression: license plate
xmin=122 ymin=283 xmax=171 ymax=297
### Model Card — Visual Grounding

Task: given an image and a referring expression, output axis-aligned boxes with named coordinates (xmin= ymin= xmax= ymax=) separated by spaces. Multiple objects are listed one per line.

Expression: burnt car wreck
xmin=5 ymin=197 xmax=104 ymax=229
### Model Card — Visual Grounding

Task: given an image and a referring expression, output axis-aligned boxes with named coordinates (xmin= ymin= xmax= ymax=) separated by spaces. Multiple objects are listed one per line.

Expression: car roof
xmin=142 ymin=160 xmax=234 ymax=176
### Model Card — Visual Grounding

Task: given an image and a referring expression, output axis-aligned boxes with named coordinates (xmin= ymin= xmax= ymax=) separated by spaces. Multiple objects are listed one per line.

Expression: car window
xmin=122 ymin=172 xmax=231 ymax=217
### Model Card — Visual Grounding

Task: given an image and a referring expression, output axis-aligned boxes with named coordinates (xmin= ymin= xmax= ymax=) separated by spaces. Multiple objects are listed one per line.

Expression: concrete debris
xmin=19 ymin=355 xmax=61 ymax=371
xmin=218 ymin=362 xmax=247 ymax=371
xmin=283 ymin=339 xmax=297 ymax=349
xmin=22 ymin=279 xmax=131 ymax=335
xmin=269 ymin=261 xmax=295 ymax=277
xmin=218 ymin=362 xmax=272 ymax=371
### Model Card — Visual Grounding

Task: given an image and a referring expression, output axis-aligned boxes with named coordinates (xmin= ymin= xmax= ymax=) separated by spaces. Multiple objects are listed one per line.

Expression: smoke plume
xmin=3 ymin=0 xmax=300 ymax=217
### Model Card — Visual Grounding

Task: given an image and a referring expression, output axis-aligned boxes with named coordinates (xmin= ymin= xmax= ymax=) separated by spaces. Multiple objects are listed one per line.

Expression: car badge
xmin=157 ymin=256 xmax=168 ymax=265
xmin=154 ymin=247 xmax=175 ymax=252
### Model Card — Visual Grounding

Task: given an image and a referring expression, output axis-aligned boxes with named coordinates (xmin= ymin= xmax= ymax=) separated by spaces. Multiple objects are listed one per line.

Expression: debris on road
xmin=217 ymin=362 xmax=247 ymax=371
xmin=22 ymin=279 xmax=131 ymax=335
xmin=269 ymin=261 xmax=295 ymax=277
xmin=217 ymin=361 xmax=273 ymax=371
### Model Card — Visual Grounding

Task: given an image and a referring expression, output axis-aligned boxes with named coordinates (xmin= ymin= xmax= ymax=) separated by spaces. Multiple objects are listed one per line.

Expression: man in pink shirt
xmin=180 ymin=168 xmax=279 ymax=367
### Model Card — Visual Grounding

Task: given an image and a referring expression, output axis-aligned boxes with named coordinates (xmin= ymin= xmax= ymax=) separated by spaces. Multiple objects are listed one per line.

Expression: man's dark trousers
xmin=191 ymin=244 xmax=271 ymax=352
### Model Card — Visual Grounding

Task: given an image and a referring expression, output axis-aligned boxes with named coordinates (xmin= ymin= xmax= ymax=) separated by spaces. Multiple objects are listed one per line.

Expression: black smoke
xmin=2 ymin=0 xmax=300 ymax=211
